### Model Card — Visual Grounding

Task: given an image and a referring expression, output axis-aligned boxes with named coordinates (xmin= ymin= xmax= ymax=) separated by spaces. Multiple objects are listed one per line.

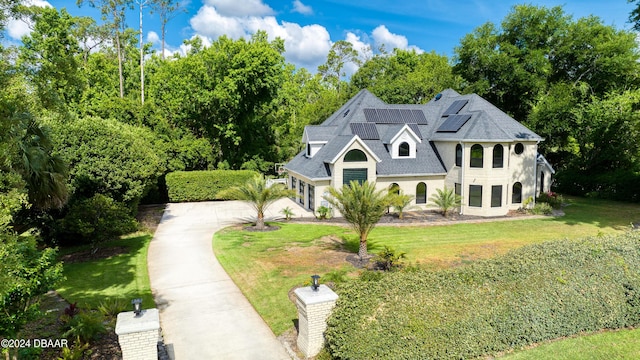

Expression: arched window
xmin=455 ymin=144 xmax=462 ymax=167
xmin=512 ymin=182 xmax=522 ymax=203
xmin=399 ymin=142 xmax=410 ymax=157
xmin=493 ymin=144 xmax=504 ymax=168
xmin=470 ymin=144 xmax=483 ymax=168
xmin=344 ymin=149 xmax=367 ymax=162
xmin=416 ymin=182 xmax=427 ymax=204
xmin=389 ymin=183 xmax=400 ymax=195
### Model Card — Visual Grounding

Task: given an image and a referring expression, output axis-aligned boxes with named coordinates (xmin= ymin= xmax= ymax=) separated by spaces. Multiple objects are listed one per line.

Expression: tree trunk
xmin=256 ymin=211 xmax=265 ymax=229
xmin=358 ymin=237 xmax=368 ymax=260
xmin=161 ymin=21 xmax=166 ymax=60
xmin=115 ymin=28 xmax=124 ymax=98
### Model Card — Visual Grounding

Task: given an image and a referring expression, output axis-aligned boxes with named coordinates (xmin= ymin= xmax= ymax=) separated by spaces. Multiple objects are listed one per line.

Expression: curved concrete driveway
xmin=148 ymin=198 xmax=310 ymax=359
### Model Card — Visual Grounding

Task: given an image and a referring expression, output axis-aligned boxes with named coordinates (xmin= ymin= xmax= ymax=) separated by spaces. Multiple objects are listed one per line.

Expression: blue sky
xmin=4 ymin=0 xmax=637 ymax=72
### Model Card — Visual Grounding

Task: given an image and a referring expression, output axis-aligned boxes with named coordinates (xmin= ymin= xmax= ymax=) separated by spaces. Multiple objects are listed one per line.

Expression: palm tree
xmin=429 ymin=186 xmax=461 ymax=217
xmin=324 ymin=181 xmax=389 ymax=260
xmin=217 ymin=175 xmax=296 ymax=230
xmin=389 ymin=192 xmax=415 ymax=219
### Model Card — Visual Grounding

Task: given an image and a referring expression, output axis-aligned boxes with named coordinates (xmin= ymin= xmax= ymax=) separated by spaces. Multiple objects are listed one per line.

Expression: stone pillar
xmin=294 ymin=284 xmax=339 ymax=358
xmin=115 ymin=308 xmax=160 ymax=360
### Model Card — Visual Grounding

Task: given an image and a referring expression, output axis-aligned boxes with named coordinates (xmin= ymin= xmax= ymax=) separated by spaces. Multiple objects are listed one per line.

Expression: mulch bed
xmin=287 ymin=209 xmax=532 ymax=227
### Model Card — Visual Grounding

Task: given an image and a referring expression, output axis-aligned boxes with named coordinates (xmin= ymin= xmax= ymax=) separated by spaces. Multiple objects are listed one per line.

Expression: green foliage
xmin=0 ymin=236 xmax=63 ymax=337
xmin=351 ymin=49 xmax=462 ymax=104
xmin=97 ymin=298 xmax=128 ymax=319
xmin=530 ymin=202 xmax=553 ymax=215
xmin=55 ymin=194 xmax=137 ymax=248
xmin=48 ymin=116 xmax=165 ymax=208
xmin=63 ymin=311 xmax=106 ymax=343
xmin=217 ymin=174 xmax=296 ymax=229
xmin=280 ymin=206 xmax=294 ymax=221
xmin=57 ymin=338 xmax=91 ymax=360
xmin=325 ymin=232 xmax=640 ymax=359
xmin=429 ymin=186 xmax=461 ymax=217
xmin=536 ymin=191 xmax=563 ymax=209
xmin=323 ymin=268 xmax=349 ymax=284
xmin=373 ymin=245 xmax=406 ymax=271
xmin=165 ymin=170 xmax=258 ymax=202
xmin=147 ymin=32 xmax=285 ymax=169
xmin=315 ymin=205 xmax=331 ymax=220
xmin=388 ymin=192 xmax=415 ymax=219
xmin=324 ymin=181 xmax=389 ymax=260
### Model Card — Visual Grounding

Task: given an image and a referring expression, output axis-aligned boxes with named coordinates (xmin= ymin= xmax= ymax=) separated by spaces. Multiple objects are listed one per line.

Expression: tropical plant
xmin=429 ymin=186 xmax=461 ymax=217
xmin=315 ymin=205 xmax=331 ymax=220
xmin=280 ymin=206 xmax=294 ymax=221
xmin=217 ymin=174 xmax=296 ymax=229
xmin=373 ymin=245 xmax=406 ymax=271
xmin=388 ymin=192 xmax=415 ymax=219
xmin=323 ymin=181 xmax=389 ymax=260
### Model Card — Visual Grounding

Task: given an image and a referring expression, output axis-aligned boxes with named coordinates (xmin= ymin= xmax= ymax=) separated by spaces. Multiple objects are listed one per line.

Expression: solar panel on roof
xmin=411 ymin=110 xmax=428 ymax=124
xmin=364 ymin=108 xmax=427 ymax=124
xmin=364 ymin=108 xmax=379 ymax=123
xmin=350 ymin=122 xmax=380 ymax=140
xmin=377 ymin=109 xmax=391 ymax=123
xmin=436 ymin=114 xmax=472 ymax=132
xmin=443 ymin=100 xmax=468 ymax=116
xmin=399 ymin=109 xmax=413 ymax=122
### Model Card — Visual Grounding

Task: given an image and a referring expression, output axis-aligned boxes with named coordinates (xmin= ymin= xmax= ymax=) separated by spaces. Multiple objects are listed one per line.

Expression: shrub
xmin=325 ymin=232 xmax=640 ymax=360
xmin=315 ymin=206 xmax=331 ymax=220
xmin=165 ymin=170 xmax=258 ymax=202
xmin=280 ymin=206 xmax=294 ymax=221
xmin=373 ymin=245 xmax=406 ymax=271
xmin=55 ymin=194 xmax=138 ymax=248
xmin=63 ymin=311 xmax=106 ymax=343
xmin=537 ymin=191 xmax=563 ymax=209
xmin=530 ymin=202 xmax=553 ymax=215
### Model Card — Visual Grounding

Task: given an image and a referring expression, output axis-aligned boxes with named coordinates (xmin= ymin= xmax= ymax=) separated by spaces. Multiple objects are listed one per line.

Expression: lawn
xmin=213 ymin=196 xmax=640 ymax=336
xmin=500 ymin=328 xmax=640 ymax=359
xmin=56 ymin=233 xmax=154 ymax=310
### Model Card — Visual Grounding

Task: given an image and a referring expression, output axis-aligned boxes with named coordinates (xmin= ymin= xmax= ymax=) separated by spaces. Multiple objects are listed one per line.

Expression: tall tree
xmin=324 ymin=181 xmax=389 ymax=260
xmin=19 ymin=7 xmax=84 ymax=112
xmin=147 ymin=32 xmax=285 ymax=168
xmin=150 ymin=0 xmax=184 ymax=59
xmin=78 ymin=0 xmax=131 ymax=98
xmin=351 ymin=49 xmax=462 ymax=104
xmin=137 ymin=0 xmax=148 ymax=104
xmin=454 ymin=5 xmax=639 ymax=122
xmin=318 ymin=40 xmax=360 ymax=89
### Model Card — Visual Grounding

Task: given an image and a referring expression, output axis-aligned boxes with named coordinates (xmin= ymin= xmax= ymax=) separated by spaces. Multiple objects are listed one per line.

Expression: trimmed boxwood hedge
xmin=325 ymin=232 xmax=640 ymax=360
xmin=165 ymin=170 xmax=258 ymax=202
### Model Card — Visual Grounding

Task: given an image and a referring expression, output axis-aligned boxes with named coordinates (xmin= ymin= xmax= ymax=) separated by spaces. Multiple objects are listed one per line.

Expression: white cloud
xmin=203 ymin=0 xmax=273 ymax=17
xmin=190 ymin=6 xmax=331 ymax=69
xmin=147 ymin=31 xmax=160 ymax=44
xmin=371 ymin=25 xmax=408 ymax=52
xmin=5 ymin=0 xmax=52 ymax=40
xmin=190 ymin=5 xmax=246 ymax=39
xmin=292 ymin=0 xmax=313 ymax=15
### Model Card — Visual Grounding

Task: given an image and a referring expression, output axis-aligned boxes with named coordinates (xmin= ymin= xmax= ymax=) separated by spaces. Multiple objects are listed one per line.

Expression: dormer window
xmin=344 ymin=149 xmax=367 ymax=162
xmin=399 ymin=142 xmax=410 ymax=157
xmin=307 ymin=143 xmax=311 ymax=157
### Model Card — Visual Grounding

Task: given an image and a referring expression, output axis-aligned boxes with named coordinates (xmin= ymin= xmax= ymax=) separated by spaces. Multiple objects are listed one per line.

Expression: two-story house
xmin=284 ymin=89 xmax=554 ymax=217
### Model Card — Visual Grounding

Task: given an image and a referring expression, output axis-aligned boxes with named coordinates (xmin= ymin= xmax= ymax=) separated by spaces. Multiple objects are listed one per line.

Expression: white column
xmin=115 ymin=308 xmax=160 ymax=360
xmin=294 ymin=285 xmax=339 ymax=358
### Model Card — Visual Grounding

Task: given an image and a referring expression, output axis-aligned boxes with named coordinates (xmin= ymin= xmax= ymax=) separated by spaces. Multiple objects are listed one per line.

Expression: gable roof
xmin=285 ymin=89 xmax=543 ymax=180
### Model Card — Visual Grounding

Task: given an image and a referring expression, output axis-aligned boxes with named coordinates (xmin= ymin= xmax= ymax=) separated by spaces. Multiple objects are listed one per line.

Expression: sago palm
xmin=324 ymin=181 xmax=389 ymax=260
xmin=429 ymin=186 xmax=461 ymax=217
xmin=217 ymin=175 xmax=296 ymax=229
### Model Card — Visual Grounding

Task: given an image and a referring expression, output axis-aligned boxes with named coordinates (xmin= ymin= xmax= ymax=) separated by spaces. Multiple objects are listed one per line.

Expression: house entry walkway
xmin=148 ymin=199 xmax=311 ymax=359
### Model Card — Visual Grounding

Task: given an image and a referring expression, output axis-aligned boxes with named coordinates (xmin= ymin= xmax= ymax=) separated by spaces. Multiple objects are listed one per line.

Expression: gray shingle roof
xmin=285 ymin=89 xmax=542 ymax=179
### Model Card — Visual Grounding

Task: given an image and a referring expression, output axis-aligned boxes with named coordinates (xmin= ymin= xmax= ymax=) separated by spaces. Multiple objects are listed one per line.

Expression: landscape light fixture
xmin=132 ymin=298 xmax=142 ymax=316
xmin=311 ymin=274 xmax=320 ymax=291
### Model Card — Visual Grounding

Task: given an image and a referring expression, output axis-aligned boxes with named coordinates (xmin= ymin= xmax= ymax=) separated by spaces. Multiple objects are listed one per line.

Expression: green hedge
xmin=165 ymin=170 xmax=258 ymax=202
xmin=325 ymin=232 xmax=640 ymax=360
